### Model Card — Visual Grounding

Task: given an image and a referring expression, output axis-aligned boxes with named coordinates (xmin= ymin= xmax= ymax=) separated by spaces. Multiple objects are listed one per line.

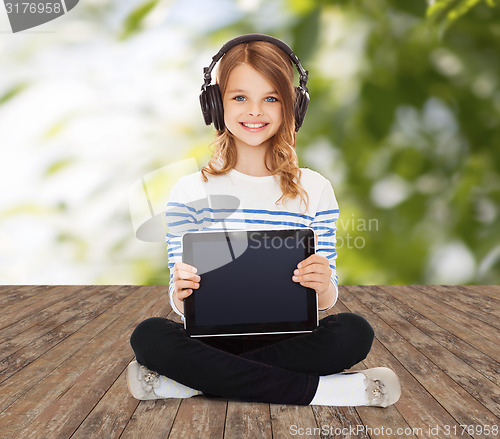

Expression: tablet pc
xmin=181 ymin=228 xmax=318 ymax=337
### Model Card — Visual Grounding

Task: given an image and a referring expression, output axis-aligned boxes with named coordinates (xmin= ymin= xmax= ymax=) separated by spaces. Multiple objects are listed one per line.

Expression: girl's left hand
xmin=292 ymin=254 xmax=332 ymax=296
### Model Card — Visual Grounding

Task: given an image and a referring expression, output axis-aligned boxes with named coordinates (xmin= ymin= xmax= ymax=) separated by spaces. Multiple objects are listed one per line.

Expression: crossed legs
xmin=130 ymin=313 xmax=374 ymax=405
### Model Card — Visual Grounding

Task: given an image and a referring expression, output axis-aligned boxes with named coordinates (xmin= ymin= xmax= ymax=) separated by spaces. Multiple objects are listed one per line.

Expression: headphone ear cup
xmin=200 ymin=85 xmax=224 ymax=129
xmin=200 ymin=88 xmax=213 ymax=126
xmin=208 ymin=85 xmax=224 ymax=131
xmin=294 ymin=86 xmax=310 ymax=132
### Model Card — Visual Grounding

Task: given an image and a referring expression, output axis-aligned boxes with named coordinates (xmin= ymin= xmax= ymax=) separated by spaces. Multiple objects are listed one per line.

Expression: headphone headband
xmin=202 ymin=34 xmax=309 ymax=91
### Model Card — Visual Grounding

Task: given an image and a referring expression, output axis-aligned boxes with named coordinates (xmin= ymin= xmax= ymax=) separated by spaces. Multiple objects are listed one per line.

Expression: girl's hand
xmin=292 ymin=254 xmax=332 ymax=296
xmin=172 ymin=262 xmax=201 ymax=301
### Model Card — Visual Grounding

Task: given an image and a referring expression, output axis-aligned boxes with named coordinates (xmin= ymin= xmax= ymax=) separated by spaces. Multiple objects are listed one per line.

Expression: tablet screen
xmin=182 ymin=228 xmax=317 ymax=337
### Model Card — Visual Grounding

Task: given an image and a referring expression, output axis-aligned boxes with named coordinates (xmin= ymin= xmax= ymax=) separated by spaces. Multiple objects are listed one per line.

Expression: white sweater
xmin=165 ymin=167 xmax=339 ymax=317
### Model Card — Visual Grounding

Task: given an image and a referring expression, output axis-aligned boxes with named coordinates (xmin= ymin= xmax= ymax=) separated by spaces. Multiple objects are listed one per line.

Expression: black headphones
xmin=199 ymin=34 xmax=310 ymax=132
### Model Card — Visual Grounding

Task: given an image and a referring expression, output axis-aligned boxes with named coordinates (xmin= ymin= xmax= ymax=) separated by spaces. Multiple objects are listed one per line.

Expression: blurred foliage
xmin=427 ymin=0 xmax=497 ymax=37
xmin=0 ymin=83 xmax=29 ymax=104
xmin=119 ymin=0 xmax=161 ymax=40
xmin=1 ymin=0 xmax=499 ymax=285
xmin=288 ymin=0 xmax=500 ymax=284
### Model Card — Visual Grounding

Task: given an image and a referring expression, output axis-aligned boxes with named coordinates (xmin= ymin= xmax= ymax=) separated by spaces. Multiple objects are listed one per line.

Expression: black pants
xmin=130 ymin=313 xmax=374 ymax=405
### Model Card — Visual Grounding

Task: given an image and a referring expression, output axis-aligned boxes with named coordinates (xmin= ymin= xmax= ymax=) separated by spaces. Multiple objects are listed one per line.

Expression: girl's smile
xmin=239 ymin=122 xmax=269 ymax=132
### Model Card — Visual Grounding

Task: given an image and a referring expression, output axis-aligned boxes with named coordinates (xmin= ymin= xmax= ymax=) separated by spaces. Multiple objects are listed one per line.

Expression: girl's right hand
xmin=172 ymin=262 xmax=201 ymax=301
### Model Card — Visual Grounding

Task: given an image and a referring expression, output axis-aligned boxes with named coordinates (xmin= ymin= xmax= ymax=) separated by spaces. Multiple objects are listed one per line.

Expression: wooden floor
xmin=0 ymin=285 xmax=499 ymax=439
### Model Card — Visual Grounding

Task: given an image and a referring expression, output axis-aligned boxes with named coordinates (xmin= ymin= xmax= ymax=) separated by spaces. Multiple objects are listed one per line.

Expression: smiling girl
xmin=127 ymin=35 xmax=401 ymax=407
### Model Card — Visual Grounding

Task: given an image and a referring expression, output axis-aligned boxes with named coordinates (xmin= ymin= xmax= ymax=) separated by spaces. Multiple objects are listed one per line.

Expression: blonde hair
xmin=200 ymin=40 xmax=309 ymax=214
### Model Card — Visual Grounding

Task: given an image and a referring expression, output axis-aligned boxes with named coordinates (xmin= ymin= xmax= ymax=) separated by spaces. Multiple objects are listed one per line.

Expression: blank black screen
xmin=183 ymin=229 xmax=316 ymax=333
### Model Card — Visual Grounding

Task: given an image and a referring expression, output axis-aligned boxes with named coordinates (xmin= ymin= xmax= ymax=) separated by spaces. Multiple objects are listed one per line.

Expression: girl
xmin=127 ymin=35 xmax=401 ymax=407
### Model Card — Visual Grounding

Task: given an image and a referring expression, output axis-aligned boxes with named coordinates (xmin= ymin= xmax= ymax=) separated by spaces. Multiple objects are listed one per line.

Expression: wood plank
xmin=0 ymin=285 xmax=22 ymax=300
xmin=2 ymin=285 xmax=499 ymax=439
xmin=0 ymin=285 xmax=60 ymax=309
xmin=0 ymin=286 xmax=98 ymax=340
xmin=0 ymin=285 xmax=92 ymax=330
xmin=0 ymin=286 xmax=135 ymax=382
xmin=0 ymin=286 xmax=148 ymax=413
xmin=311 ymin=406 xmax=372 ymax=439
xmin=77 ymin=307 xmax=185 ymax=439
xmin=270 ymin=405 xmax=318 ymax=439
xmin=347 ymin=285 xmax=500 ymax=418
xmin=381 ymin=285 xmax=500 ymax=361
xmin=342 ymin=286 xmax=497 ymax=438
xmin=119 ymin=307 xmax=194 ymax=439
xmin=0 ymin=287 xmax=168 ymax=438
xmin=312 ymin=307 xmax=380 ymax=439
xmin=0 ymin=285 xmax=53 ymax=308
xmin=454 ymin=285 xmax=500 ymax=317
xmin=120 ymin=399 xmax=182 ymax=439
xmin=333 ymin=295 xmax=451 ymax=439
xmin=70 ymin=370 xmax=139 ymax=439
xmin=364 ymin=285 xmax=500 ymax=388
xmin=168 ymin=397 xmax=227 ymax=439
xmin=360 ymin=339 xmax=471 ymax=439
xmin=413 ymin=285 xmax=500 ymax=329
xmin=398 ymin=285 xmax=500 ymax=348
xmin=0 ymin=286 xmax=110 ymax=357
xmin=14 ymin=336 xmax=135 ymax=439
xmin=465 ymin=284 xmax=500 ymax=300
xmin=12 ymin=290 xmax=170 ymax=439
xmin=224 ymin=401 xmax=272 ymax=439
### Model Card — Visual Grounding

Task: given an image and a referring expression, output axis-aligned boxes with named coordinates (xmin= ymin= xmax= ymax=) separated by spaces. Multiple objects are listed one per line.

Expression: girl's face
xmin=223 ymin=63 xmax=283 ymax=150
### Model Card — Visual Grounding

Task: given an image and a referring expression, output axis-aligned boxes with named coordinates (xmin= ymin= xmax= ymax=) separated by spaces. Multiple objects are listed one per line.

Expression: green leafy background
xmin=0 ymin=0 xmax=498 ymax=285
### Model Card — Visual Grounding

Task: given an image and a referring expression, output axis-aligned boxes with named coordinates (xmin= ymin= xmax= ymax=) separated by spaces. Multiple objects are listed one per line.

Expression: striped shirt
xmin=165 ymin=167 xmax=339 ymax=317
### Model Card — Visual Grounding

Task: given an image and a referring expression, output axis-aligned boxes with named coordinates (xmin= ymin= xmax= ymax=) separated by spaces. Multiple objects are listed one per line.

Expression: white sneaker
xmin=127 ymin=360 xmax=162 ymax=400
xmin=357 ymin=367 xmax=401 ymax=407
xmin=127 ymin=360 xmax=202 ymax=400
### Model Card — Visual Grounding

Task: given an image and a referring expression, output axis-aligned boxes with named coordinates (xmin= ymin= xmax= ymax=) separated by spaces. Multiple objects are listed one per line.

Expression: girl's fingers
xmin=174 ymin=262 xmax=198 ymax=274
xmin=293 ymin=265 xmax=331 ymax=281
xmin=176 ymin=277 xmax=200 ymax=288
xmin=176 ymin=288 xmax=193 ymax=301
xmin=173 ymin=270 xmax=200 ymax=284
xmin=172 ymin=263 xmax=198 ymax=281
xmin=294 ymin=273 xmax=327 ymax=283
xmin=172 ymin=262 xmax=201 ymax=301
xmin=298 ymin=254 xmax=329 ymax=268
xmin=174 ymin=278 xmax=200 ymax=301
xmin=295 ymin=264 xmax=330 ymax=274
xmin=176 ymin=279 xmax=200 ymax=291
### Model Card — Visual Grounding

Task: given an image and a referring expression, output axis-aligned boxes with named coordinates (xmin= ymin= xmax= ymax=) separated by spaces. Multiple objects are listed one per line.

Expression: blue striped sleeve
xmin=165 ymin=181 xmax=211 ymax=317
xmin=309 ymin=181 xmax=339 ymax=308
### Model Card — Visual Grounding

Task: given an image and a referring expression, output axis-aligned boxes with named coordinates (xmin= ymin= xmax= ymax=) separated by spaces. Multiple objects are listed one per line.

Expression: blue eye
xmin=265 ymin=96 xmax=278 ymax=102
xmin=234 ymin=96 xmax=246 ymax=101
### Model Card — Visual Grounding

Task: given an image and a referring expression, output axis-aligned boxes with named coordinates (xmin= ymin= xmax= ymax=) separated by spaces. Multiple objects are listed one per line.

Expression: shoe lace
xmin=367 ymin=378 xmax=385 ymax=403
xmin=140 ymin=365 xmax=160 ymax=389
xmin=372 ymin=380 xmax=382 ymax=396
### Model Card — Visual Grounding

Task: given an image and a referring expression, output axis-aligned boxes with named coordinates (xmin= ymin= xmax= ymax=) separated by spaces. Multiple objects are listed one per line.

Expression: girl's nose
xmin=248 ymin=102 xmax=262 ymax=116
